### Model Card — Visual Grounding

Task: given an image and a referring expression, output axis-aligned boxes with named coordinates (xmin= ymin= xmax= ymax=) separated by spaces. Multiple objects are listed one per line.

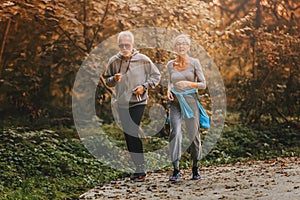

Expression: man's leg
xmin=119 ymin=105 xmax=146 ymax=173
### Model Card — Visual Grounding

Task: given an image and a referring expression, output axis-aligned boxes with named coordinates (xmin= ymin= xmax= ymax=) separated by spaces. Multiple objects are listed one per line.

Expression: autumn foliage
xmin=0 ymin=0 xmax=299 ymax=126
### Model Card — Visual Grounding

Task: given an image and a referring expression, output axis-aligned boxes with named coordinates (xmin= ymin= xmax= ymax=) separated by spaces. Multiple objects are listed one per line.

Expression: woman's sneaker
xmin=192 ymin=167 xmax=201 ymax=180
xmin=169 ymin=169 xmax=181 ymax=181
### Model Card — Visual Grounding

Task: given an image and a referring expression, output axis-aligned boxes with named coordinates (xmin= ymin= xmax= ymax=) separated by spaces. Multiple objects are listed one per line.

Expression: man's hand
xmin=132 ymin=85 xmax=145 ymax=102
xmin=114 ymin=73 xmax=122 ymax=82
xmin=132 ymin=85 xmax=145 ymax=95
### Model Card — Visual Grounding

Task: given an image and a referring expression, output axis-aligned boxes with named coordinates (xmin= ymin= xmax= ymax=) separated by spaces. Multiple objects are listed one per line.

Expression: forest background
xmin=0 ymin=0 xmax=299 ymax=199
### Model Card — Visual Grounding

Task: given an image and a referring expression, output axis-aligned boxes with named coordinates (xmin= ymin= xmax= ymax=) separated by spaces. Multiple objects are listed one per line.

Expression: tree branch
xmin=224 ymin=0 xmax=251 ymax=26
xmin=99 ymin=75 xmax=112 ymax=95
xmin=284 ymin=0 xmax=300 ymax=11
xmin=101 ymin=0 xmax=111 ymax=25
xmin=57 ymin=25 xmax=87 ymax=55
xmin=0 ymin=18 xmax=11 ymax=76
xmin=83 ymin=0 xmax=88 ymax=50
xmin=89 ymin=0 xmax=110 ymax=50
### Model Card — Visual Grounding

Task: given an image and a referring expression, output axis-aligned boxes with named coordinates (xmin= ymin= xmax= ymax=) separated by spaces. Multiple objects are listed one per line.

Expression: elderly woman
xmin=167 ymin=34 xmax=206 ymax=181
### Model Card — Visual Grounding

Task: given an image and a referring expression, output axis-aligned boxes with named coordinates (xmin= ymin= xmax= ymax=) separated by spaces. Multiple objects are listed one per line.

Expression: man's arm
xmin=143 ymin=60 xmax=161 ymax=89
xmin=102 ymin=59 xmax=118 ymax=87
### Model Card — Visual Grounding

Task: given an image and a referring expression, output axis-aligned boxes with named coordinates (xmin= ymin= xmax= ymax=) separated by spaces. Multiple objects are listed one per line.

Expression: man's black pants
xmin=118 ymin=105 xmax=146 ymax=172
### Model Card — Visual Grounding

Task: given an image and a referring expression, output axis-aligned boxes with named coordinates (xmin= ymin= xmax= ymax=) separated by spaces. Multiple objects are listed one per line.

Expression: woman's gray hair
xmin=117 ymin=31 xmax=134 ymax=44
xmin=173 ymin=34 xmax=191 ymax=47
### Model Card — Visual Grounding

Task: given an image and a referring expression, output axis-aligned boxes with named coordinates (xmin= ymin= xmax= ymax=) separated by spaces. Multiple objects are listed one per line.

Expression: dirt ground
xmin=79 ymin=156 xmax=300 ymax=200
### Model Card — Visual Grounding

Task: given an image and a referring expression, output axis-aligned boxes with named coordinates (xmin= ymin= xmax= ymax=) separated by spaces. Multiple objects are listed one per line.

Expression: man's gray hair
xmin=117 ymin=31 xmax=134 ymax=44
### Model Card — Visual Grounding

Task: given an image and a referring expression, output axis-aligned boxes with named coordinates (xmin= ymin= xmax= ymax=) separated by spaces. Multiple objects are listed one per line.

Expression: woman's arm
xmin=167 ymin=61 xmax=174 ymax=101
xmin=175 ymin=59 xmax=206 ymax=89
xmin=194 ymin=59 xmax=206 ymax=89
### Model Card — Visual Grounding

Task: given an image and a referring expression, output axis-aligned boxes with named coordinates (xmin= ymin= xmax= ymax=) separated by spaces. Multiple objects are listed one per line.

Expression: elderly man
xmin=103 ymin=31 xmax=161 ymax=181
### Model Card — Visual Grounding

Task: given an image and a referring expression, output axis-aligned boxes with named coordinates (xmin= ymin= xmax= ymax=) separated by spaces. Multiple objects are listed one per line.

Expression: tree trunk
xmin=0 ymin=18 xmax=11 ymax=76
xmin=252 ymin=0 xmax=262 ymax=80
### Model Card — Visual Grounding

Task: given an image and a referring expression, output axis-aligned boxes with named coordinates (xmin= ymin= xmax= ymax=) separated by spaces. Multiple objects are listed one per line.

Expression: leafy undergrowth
xmin=200 ymin=125 xmax=300 ymax=166
xmin=0 ymin=127 xmax=125 ymax=199
xmin=0 ymin=124 xmax=299 ymax=199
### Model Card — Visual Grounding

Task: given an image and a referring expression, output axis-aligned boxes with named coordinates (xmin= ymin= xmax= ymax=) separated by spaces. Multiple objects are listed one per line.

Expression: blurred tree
xmin=0 ymin=0 xmax=299 ymax=127
xmin=0 ymin=0 xmax=215 ymax=124
xmin=212 ymin=0 xmax=300 ymax=125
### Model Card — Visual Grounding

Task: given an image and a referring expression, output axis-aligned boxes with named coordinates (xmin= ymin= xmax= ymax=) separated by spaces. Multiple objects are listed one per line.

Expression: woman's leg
xmin=185 ymin=101 xmax=201 ymax=179
xmin=185 ymin=102 xmax=201 ymax=167
xmin=169 ymin=102 xmax=183 ymax=168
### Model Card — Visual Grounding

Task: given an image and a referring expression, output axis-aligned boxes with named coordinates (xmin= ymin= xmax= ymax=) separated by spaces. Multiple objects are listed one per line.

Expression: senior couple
xmin=103 ymin=31 xmax=206 ymax=182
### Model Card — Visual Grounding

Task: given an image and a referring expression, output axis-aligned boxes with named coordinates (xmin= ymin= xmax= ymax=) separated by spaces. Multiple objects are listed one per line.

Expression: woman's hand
xmin=167 ymin=90 xmax=174 ymax=101
xmin=175 ymin=81 xmax=191 ymax=89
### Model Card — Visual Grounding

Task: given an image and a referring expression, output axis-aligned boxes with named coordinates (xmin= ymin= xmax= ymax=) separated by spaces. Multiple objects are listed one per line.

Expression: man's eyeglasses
xmin=119 ymin=43 xmax=131 ymax=49
xmin=175 ymin=43 xmax=189 ymax=47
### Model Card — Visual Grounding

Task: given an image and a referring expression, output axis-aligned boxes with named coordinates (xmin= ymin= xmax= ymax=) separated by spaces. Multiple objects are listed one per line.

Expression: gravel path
xmin=80 ymin=156 xmax=300 ymax=200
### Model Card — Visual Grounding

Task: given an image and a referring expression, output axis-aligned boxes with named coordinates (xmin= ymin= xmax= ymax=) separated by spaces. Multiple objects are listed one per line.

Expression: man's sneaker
xmin=130 ymin=172 xmax=146 ymax=181
xmin=192 ymin=167 xmax=201 ymax=180
xmin=169 ymin=169 xmax=181 ymax=181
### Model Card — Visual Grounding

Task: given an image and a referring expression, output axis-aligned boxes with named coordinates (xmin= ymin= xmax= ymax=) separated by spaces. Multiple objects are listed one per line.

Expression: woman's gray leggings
xmin=169 ymin=99 xmax=202 ymax=169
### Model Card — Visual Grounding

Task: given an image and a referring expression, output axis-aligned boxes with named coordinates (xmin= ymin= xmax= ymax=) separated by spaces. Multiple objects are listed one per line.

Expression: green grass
xmin=0 ymin=123 xmax=299 ymax=199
